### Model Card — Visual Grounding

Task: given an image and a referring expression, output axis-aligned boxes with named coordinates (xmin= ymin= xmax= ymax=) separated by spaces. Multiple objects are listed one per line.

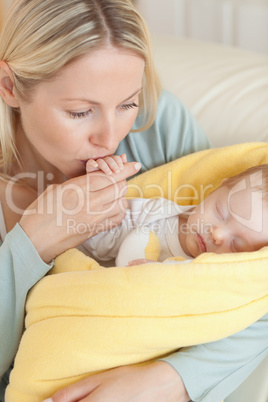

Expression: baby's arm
xmin=86 ymin=154 xmax=127 ymax=175
xmin=128 ymin=258 xmax=192 ymax=266
xmin=128 ymin=259 xmax=156 ymax=265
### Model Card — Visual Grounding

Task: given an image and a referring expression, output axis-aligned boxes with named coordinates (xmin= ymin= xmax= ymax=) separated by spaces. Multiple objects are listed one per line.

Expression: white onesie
xmin=80 ymin=198 xmax=192 ymax=266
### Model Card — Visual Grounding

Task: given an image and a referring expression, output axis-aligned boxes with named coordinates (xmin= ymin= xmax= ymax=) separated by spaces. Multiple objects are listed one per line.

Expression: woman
xmin=0 ymin=1 xmax=266 ymax=401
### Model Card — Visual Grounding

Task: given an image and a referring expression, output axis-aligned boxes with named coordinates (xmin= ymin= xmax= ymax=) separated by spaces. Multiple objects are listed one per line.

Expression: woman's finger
xmin=85 ymin=206 xmax=127 ymax=237
xmin=44 ymin=362 xmax=186 ymax=402
xmin=86 ymin=180 xmax=128 ymax=212
xmin=42 ymin=375 xmax=100 ymax=402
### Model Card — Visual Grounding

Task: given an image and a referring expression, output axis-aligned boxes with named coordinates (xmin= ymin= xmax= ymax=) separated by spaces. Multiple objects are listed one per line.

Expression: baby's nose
xmin=211 ymin=226 xmax=226 ymax=245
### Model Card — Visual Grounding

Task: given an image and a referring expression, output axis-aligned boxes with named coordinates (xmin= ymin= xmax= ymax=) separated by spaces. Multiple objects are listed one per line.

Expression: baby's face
xmin=185 ymin=180 xmax=268 ymax=257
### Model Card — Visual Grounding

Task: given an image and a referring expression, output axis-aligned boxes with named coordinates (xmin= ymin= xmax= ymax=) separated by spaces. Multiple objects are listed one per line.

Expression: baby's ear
xmin=0 ymin=61 xmax=20 ymax=107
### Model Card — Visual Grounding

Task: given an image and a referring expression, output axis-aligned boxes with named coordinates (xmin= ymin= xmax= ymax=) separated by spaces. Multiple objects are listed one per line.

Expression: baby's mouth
xmin=196 ymin=233 xmax=207 ymax=253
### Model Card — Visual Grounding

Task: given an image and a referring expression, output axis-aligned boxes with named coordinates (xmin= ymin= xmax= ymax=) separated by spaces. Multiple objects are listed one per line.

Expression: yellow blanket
xmin=6 ymin=143 xmax=268 ymax=402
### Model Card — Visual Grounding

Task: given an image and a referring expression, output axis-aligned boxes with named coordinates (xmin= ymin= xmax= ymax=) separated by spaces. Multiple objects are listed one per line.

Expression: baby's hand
xmin=86 ymin=154 xmax=127 ymax=175
xmin=128 ymin=259 xmax=156 ymax=266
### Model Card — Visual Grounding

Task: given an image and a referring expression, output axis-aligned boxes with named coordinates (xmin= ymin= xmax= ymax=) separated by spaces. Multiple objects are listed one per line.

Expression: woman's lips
xmin=80 ymin=160 xmax=88 ymax=166
xmin=196 ymin=233 xmax=207 ymax=253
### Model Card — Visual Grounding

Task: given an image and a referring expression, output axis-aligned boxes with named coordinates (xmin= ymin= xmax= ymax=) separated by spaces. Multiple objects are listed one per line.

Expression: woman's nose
xmin=90 ymin=117 xmax=118 ymax=151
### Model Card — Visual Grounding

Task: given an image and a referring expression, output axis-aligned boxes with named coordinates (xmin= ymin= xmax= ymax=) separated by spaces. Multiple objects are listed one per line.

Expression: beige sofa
xmin=151 ymin=34 xmax=268 ymax=147
xmin=151 ymin=34 xmax=268 ymax=402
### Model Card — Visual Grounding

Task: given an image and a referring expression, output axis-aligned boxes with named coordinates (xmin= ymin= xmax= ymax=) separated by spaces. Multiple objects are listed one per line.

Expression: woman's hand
xmin=19 ymin=161 xmax=141 ymax=263
xmin=43 ymin=361 xmax=190 ymax=402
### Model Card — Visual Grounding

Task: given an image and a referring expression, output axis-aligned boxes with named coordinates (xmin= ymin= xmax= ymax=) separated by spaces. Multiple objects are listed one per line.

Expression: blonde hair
xmin=223 ymin=164 xmax=268 ymax=201
xmin=0 ymin=0 xmax=161 ymax=174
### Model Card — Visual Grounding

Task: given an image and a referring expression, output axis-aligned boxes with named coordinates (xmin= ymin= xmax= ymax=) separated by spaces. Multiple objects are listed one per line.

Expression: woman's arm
xmin=0 ymin=224 xmax=53 ymax=380
xmin=0 ymin=163 xmax=140 ymax=386
xmin=163 ymin=313 xmax=268 ymax=402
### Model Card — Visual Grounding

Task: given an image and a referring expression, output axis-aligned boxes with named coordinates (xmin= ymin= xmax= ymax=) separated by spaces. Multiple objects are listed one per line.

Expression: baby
xmin=79 ymin=156 xmax=268 ymax=266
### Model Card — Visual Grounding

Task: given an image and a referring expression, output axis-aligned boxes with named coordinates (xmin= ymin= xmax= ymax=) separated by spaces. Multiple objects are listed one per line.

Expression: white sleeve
xmin=81 ymin=199 xmax=155 ymax=261
xmin=81 ymin=198 xmax=178 ymax=262
xmin=81 ymin=224 xmax=128 ymax=261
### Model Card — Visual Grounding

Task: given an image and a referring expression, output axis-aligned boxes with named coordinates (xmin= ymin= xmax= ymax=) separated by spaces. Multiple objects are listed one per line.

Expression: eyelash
xmin=69 ymin=102 xmax=139 ymax=119
xmin=231 ymin=240 xmax=239 ymax=253
xmin=120 ymin=102 xmax=139 ymax=110
xmin=69 ymin=110 xmax=92 ymax=119
xmin=216 ymin=204 xmax=224 ymax=221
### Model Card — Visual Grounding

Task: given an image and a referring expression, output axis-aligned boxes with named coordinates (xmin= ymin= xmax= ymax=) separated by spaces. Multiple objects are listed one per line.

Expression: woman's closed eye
xmin=120 ymin=102 xmax=138 ymax=111
xmin=69 ymin=109 xmax=93 ymax=119
xmin=68 ymin=102 xmax=138 ymax=119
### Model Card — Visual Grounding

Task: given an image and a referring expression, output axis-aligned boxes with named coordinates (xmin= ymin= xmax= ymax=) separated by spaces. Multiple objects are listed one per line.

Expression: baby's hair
xmin=222 ymin=164 xmax=268 ymax=202
xmin=0 ymin=0 xmax=161 ymax=175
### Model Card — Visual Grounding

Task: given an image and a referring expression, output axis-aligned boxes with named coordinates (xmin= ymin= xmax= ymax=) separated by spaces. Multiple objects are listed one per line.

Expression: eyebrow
xmin=61 ymin=87 xmax=143 ymax=104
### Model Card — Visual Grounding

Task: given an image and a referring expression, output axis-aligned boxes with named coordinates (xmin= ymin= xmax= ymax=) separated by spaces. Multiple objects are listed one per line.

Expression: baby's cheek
xmin=186 ymin=234 xmax=199 ymax=258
